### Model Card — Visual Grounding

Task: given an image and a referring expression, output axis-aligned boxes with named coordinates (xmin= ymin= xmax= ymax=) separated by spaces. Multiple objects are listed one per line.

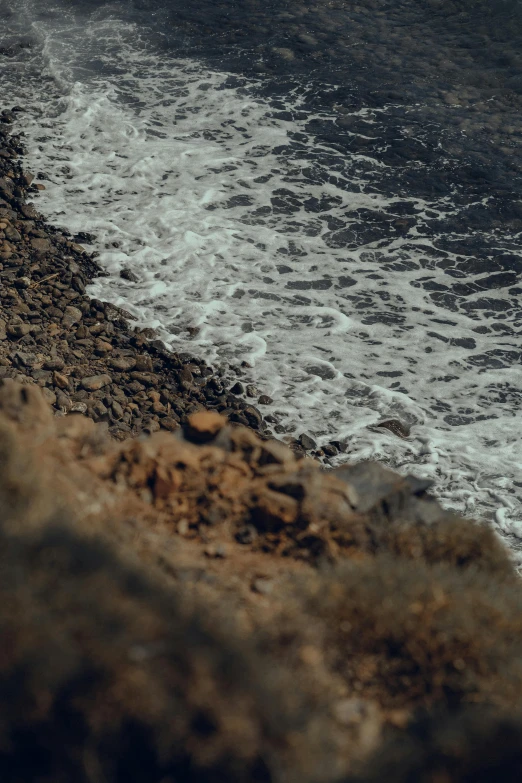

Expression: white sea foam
xmin=3 ymin=0 xmax=522 ymax=553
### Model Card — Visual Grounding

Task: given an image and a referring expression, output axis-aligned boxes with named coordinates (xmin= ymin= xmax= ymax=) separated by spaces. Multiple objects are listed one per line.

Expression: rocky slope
xmin=1 ymin=109 xmax=522 ymax=782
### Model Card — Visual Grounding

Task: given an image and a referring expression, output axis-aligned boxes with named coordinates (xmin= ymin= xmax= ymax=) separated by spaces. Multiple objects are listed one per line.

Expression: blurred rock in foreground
xmin=0 ymin=379 xmax=520 ymax=782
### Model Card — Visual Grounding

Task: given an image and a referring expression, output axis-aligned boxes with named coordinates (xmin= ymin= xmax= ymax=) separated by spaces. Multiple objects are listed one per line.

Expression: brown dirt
xmin=0 ymin=378 xmax=520 ymax=782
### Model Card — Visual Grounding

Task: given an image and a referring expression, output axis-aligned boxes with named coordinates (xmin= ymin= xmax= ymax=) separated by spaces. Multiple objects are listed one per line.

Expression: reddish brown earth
xmin=2 ymin=109 xmax=522 ymax=783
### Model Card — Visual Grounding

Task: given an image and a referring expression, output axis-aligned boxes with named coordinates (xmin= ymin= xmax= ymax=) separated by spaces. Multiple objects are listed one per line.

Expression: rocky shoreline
xmin=0 ymin=106 xmax=293 ymax=445
xmin=0 ymin=107 xmax=355 ymax=461
xmin=3 ymin=104 xmax=522 ymax=782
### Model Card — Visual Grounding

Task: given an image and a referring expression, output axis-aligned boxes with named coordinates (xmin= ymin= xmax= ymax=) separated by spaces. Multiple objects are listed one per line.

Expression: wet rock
xmin=229 ymin=411 xmax=250 ymax=427
xmin=74 ymin=231 xmax=96 ymax=243
xmin=120 ymin=267 xmax=139 ymax=283
xmin=322 ymin=444 xmax=338 ymax=457
xmin=68 ymin=242 xmax=86 ymax=255
xmin=258 ymin=394 xmax=273 ymax=405
xmin=244 ymin=405 xmax=263 ymax=429
xmin=179 ymin=366 xmax=194 ymax=390
xmin=374 ymin=419 xmax=411 ymax=439
xmin=299 ymin=433 xmax=317 ymax=451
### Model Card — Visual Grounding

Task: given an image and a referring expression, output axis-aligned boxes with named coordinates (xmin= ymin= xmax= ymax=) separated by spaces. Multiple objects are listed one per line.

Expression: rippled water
xmin=1 ymin=0 xmax=522 ymax=551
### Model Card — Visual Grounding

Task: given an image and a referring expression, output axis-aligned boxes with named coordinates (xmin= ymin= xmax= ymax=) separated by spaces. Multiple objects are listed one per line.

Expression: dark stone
xmin=243 ymin=405 xmax=263 ymax=429
xmin=228 ymin=411 xmax=249 ymax=427
xmin=298 ymin=433 xmax=317 ymax=451
xmin=322 ymin=443 xmax=338 ymax=457
xmin=374 ymin=419 xmax=411 ymax=439
xmin=330 ymin=440 xmax=348 ymax=453
xmin=74 ymin=231 xmax=96 ymax=243
xmin=120 ymin=268 xmax=139 ymax=283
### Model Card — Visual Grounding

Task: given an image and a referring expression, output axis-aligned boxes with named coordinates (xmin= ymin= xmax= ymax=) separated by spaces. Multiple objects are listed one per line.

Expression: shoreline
xmin=0 ymin=106 xmax=277 ymax=442
xmin=0 ymin=105 xmax=350 ymax=460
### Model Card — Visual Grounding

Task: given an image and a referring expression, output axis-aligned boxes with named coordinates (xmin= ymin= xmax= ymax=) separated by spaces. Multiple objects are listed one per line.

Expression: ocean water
xmin=1 ymin=0 xmax=522 ymax=552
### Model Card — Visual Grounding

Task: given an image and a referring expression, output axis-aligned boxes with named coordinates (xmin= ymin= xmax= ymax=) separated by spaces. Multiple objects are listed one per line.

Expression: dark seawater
xmin=1 ymin=0 xmax=522 ymax=544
